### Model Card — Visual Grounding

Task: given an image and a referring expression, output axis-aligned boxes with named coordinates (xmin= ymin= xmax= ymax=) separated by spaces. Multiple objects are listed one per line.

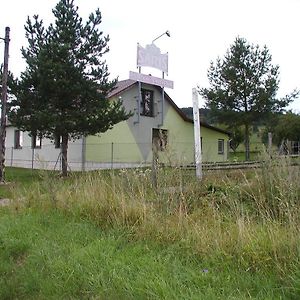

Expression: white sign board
xmin=137 ymin=43 xmax=168 ymax=74
xmin=129 ymin=71 xmax=174 ymax=89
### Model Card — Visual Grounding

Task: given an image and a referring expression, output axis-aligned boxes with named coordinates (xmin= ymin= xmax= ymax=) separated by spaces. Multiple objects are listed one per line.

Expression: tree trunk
xmin=245 ymin=124 xmax=250 ymax=161
xmin=61 ymin=133 xmax=69 ymax=177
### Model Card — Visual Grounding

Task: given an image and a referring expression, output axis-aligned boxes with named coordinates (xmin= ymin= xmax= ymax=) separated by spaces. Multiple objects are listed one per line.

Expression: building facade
xmin=5 ymin=80 xmax=230 ymax=171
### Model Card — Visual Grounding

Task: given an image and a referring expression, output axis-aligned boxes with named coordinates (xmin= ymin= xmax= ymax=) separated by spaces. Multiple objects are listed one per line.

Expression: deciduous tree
xmin=272 ymin=112 xmax=300 ymax=145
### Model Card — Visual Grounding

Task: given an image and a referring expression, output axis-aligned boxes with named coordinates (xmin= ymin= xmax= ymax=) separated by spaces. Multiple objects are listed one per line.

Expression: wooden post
xmin=268 ymin=132 xmax=272 ymax=155
xmin=151 ymin=144 xmax=158 ymax=189
xmin=0 ymin=27 xmax=10 ymax=182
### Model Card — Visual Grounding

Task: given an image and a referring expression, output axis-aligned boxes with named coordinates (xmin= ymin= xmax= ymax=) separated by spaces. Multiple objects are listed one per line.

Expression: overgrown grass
xmin=0 ymin=167 xmax=44 ymax=199
xmin=1 ymin=154 xmax=300 ymax=298
xmin=1 ymin=209 xmax=287 ymax=299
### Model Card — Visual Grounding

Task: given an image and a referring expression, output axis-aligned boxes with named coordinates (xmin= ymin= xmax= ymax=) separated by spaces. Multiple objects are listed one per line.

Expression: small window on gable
xmin=32 ymin=133 xmax=42 ymax=149
xmin=54 ymin=134 xmax=61 ymax=149
xmin=218 ymin=139 xmax=224 ymax=154
xmin=141 ymin=89 xmax=154 ymax=117
xmin=14 ymin=130 xmax=23 ymax=149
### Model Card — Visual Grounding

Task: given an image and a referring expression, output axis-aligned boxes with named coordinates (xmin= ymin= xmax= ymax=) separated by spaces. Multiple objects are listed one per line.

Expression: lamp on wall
xmin=152 ymin=30 xmax=170 ymax=44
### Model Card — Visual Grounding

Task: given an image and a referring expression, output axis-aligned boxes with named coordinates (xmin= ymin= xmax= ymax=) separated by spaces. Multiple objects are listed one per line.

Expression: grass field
xmin=1 ymin=156 xmax=300 ymax=299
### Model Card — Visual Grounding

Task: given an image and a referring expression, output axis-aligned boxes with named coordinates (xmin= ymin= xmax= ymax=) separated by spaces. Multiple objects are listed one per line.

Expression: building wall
xmin=4 ymin=83 xmax=229 ymax=170
xmin=86 ymin=83 xmax=229 ymax=166
xmin=5 ymin=126 xmax=83 ymax=170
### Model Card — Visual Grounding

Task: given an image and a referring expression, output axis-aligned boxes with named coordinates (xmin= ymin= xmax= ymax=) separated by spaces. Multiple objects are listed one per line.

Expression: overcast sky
xmin=1 ymin=0 xmax=300 ymax=111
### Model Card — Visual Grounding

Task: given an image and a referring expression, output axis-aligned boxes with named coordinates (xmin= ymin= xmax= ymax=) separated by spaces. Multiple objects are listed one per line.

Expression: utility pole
xmin=192 ymin=88 xmax=202 ymax=180
xmin=0 ymin=27 xmax=10 ymax=182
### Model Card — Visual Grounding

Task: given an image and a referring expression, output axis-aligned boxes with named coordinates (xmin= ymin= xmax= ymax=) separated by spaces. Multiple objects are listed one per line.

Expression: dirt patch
xmin=0 ymin=198 xmax=10 ymax=206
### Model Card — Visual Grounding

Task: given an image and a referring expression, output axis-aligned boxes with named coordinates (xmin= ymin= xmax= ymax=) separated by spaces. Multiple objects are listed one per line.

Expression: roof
xmin=109 ymin=79 xmax=230 ymax=136
xmin=108 ymin=79 xmax=136 ymax=98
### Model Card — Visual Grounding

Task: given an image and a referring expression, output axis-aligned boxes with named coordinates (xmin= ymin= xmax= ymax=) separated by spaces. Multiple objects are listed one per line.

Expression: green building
xmin=5 ymin=79 xmax=229 ymax=170
xmin=85 ymin=79 xmax=229 ymax=169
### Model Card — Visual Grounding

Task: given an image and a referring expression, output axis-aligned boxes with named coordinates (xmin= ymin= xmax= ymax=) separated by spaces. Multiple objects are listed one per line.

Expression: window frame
xmin=218 ymin=139 xmax=224 ymax=154
xmin=200 ymin=137 xmax=203 ymax=153
xmin=141 ymin=89 xmax=154 ymax=117
xmin=32 ymin=133 xmax=42 ymax=149
xmin=14 ymin=130 xmax=23 ymax=149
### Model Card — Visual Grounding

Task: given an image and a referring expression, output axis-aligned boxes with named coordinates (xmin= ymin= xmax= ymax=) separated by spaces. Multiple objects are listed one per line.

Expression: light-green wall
xmin=86 ymin=83 xmax=229 ymax=165
xmin=86 ymin=121 xmax=144 ymax=163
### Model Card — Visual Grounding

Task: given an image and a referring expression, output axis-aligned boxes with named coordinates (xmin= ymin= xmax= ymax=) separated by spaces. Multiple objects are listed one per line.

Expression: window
xmin=32 ymin=133 xmax=42 ymax=149
xmin=152 ymin=128 xmax=168 ymax=151
xmin=54 ymin=134 xmax=61 ymax=148
xmin=218 ymin=139 xmax=224 ymax=154
xmin=291 ymin=141 xmax=299 ymax=155
xmin=14 ymin=130 xmax=23 ymax=149
xmin=201 ymin=137 xmax=203 ymax=153
xmin=141 ymin=89 xmax=154 ymax=117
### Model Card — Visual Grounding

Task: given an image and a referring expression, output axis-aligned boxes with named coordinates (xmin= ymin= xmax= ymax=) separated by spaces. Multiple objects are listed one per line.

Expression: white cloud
xmin=1 ymin=0 xmax=300 ymax=110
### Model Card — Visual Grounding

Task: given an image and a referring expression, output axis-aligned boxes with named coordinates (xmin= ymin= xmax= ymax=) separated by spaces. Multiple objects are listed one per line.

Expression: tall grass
xmin=11 ymin=155 xmax=300 ymax=280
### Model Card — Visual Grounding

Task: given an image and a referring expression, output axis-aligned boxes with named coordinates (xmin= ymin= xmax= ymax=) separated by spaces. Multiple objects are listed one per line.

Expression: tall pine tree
xmin=9 ymin=0 xmax=130 ymax=175
xmin=200 ymin=37 xmax=298 ymax=160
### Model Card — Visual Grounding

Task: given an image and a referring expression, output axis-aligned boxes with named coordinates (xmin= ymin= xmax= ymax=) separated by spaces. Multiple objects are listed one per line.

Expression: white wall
xmin=5 ymin=126 xmax=84 ymax=171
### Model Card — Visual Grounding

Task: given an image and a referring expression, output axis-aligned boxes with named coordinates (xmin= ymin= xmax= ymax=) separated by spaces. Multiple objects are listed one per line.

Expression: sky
xmin=1 ymin=0 xmax=300 ymax=112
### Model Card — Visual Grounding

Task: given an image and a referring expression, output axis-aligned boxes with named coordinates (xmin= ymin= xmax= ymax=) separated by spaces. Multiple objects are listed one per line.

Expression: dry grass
xmin=11 ymin=154 xmax=300 ymax=274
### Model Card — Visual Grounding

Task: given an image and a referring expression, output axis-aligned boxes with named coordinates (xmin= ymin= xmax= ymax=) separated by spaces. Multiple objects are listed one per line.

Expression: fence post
xmin=111 ymin=142 xmax=114 ymax=169
xmin=151 ymin=145 xmax=158 ymax=189
xmin=268 ymin=132 xmax=272 ymax=155
xmin=10 ymin=147 xmax=13 ymax=167
xmin=81 ymin=136 xmax=86 ymax=172
xmin=31 ymin=147 xmax=34 ymax=171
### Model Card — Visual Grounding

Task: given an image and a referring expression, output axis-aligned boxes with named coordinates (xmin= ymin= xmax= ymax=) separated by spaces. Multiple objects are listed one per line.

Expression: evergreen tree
xmin=9 ymin=0 xmax=131 ymax=176
xmin=200 ymin=37 xmax=298 ymax=160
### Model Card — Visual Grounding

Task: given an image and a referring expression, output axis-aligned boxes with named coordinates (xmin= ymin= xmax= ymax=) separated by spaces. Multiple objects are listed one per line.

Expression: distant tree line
xmin=181 ymin=105 xmax=300 ymax=154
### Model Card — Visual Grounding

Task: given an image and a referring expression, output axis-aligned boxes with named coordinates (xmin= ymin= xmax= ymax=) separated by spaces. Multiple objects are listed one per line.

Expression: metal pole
xmin=0 ymin=27 xmax=10 ymax=182
xmin=111 ymin=142 xmax=114 ymax=170
xmin=192 ymin=88 xmax=202 ymax=179
xmin=10 ymin=146 xmax=13 ymax=167
xmin=81 ymin=136 xmax=86 ymax=172
xmin=152 ymin=30 xmax=170 ymax=44
xmin=135 ymin=67 xmax=141 ymax=125
xmin=31 ymin=147 xmax=34 ymax=170
xmin=160 ymin=72 xmax=165 ymax=127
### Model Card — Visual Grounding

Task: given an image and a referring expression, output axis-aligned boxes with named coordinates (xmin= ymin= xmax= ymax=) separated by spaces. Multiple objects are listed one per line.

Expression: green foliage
xmin=8 ymin=0 xmax=131 ymax=175
xmin=181 ymin=107 xmax=218 ymax=124
xmin=0 ymin=64 xmax=17 ymax=102
xmin=0 ymin=167 xmax=44 ymax=199
xmin=0 ymin=209 xmax=295 ymax=299
xmin=272 ymin=112 xmax=300 ymax=145
xmin=228 ymin=125 xmax=244 ymax=152
xmin=200 ymin=37 xmax=299 ymax=160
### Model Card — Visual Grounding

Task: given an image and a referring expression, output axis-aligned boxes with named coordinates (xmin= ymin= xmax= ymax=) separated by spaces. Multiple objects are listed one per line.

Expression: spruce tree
xmin=9 ymin=0 xmax=130 ymax=175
